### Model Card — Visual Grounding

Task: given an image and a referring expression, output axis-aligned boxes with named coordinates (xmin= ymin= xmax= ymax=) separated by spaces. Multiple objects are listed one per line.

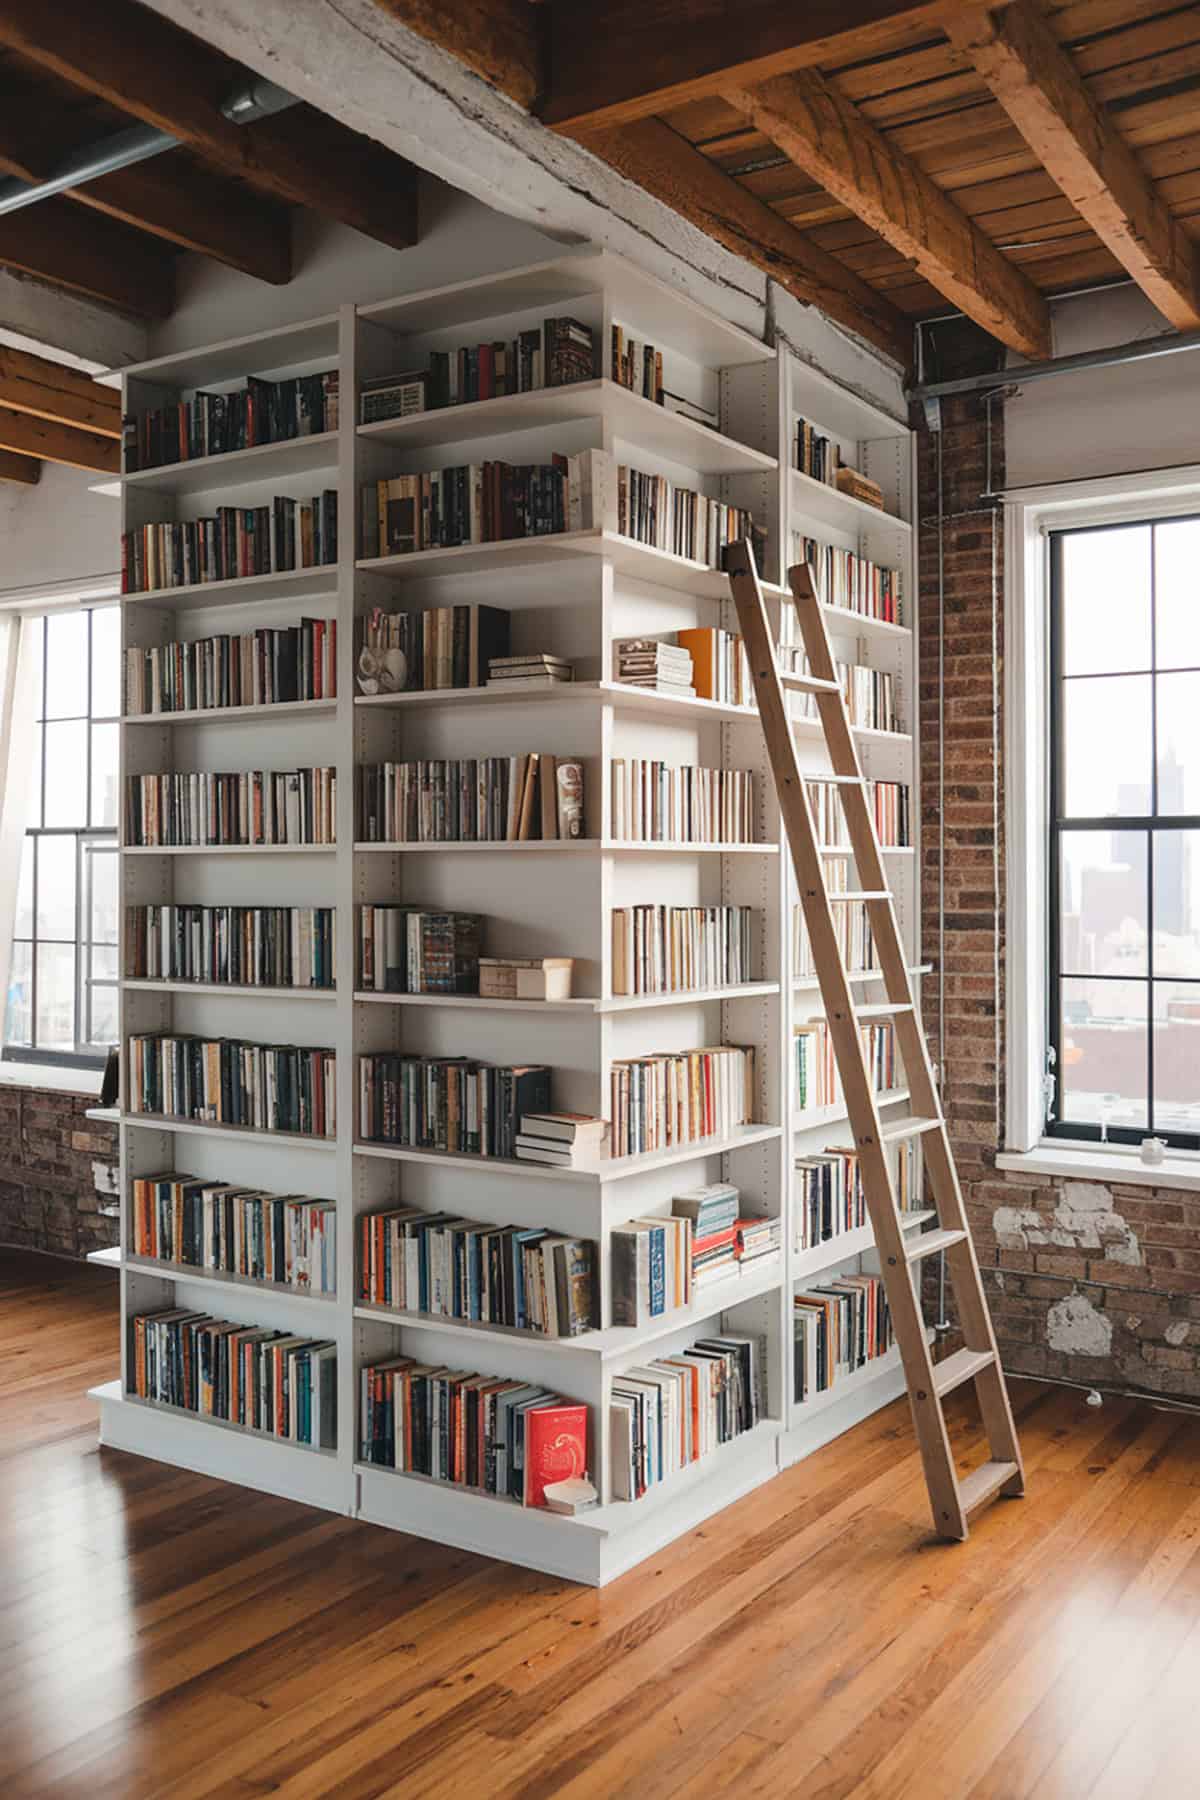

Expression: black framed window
xmin=1049 ymin=516 xmax=1200 ymax=1149
xmin=3 ymin=606 xmax=120 ymax=1069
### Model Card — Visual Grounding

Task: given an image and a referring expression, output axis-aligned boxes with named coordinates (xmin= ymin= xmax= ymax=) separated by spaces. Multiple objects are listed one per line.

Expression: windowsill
xmin=0 ymin=1061 xmax=104 ymax=1097
xmin=997 ymin=1143 xmax=1200 ymax=1194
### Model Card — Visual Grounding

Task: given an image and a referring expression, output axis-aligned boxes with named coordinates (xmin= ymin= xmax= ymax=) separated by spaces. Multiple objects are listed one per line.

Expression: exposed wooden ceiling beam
xmin=542 ymin=1 xmax=952 ymax=135
xmin=0 ymin=0 xmax=419 ymax=252
xmin=0 ymin=98 xmax=291 ymax=286
xmin=721 ymin=69 xmax=1051 ymax=358
xmin=0 ymin=447 xmax=39 ymax=484
xmin=945 ymin=1 xmax=1200 ymax=330
xmin=0 ymin=345 xmax=121 ymax=438
xmin=0 ymin=403 xmax=118 ymax=473
xmin=373 ymin=0 xmax=543 ymax=109
xmin=0 ymin=198 xmax=173 ymax=318
xmin=580 ymin=118 xmax=913 ymax=366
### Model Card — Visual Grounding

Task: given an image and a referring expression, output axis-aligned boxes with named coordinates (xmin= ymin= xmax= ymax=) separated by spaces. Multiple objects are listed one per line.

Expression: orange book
xmin=676 ymin=627 xmax=716 ymax=699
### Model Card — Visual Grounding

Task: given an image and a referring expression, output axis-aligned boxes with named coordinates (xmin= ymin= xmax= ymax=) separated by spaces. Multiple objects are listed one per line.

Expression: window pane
xmin=1154 ymin=982 xmax=1200 ymax=1138
xmin=1154 ymin=519 xmax=1200 ymax=672
xmin=86 ymin=983 xmax=118 ymax=1049
xmin=1060 ymin=829 xmax=1146 ymax=976
xmin=1154 ymin=832 xmax=1200 ymax=978
xmin=43 ymin=720 xmax=88 ymax=826
xmin=24 ymin=616 xmax=44 ymax=721
xmin=25 ymin=721 xmax=42 ymax=828
xmin=1061 ymin=525 xmax=1152 ymax=676
xmin=89 ymin=722 xmax=118 ymax=827
xmin=14 ymin=835 xmax=33 ymax=939
xmin=1062 ymin=675 xmax=1152 ymax=818
xmin=43 ymin=612 xmax=88 ymax=719
xmin=34 ymin=942 xmax=75 ymax=1050
xmin=4 ymin=940 xmax=32 ymax=1046
xmin=35 ymin=834 xmax=76 ymax=940
xmin=1059 ymin=976 xmax=1148 ymax=1134
xmin=89 ymin=606 xmax=121 ymax=718
xmin=91 ymin=946 xmax=119 ymax=981
xmin=85 ymin=845 xmax=119 ymax=946
xmin=1155 ymin=672 xmax=1200 ymax=814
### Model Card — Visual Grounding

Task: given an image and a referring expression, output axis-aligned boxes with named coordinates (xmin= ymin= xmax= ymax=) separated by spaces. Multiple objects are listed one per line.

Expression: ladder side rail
xmin=726 ymin=543 xmax=967 ymax=1535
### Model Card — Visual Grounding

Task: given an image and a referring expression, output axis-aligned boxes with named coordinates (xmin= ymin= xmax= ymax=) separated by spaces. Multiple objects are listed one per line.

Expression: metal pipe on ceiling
xmin=0 ymin=78 xmax=299 ymax=219
xmin=909 ymin=321 xmax=1200 ymax=404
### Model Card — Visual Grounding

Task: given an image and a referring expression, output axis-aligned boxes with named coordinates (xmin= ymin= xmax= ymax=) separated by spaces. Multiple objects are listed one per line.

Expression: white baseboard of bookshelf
xmin=91 ymin=1380 xmax=347 ymax=1514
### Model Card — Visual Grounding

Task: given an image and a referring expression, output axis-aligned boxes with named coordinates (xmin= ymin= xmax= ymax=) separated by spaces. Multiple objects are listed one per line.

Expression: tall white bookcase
xmin=92 ymin=247 xmax=922 ymax=1585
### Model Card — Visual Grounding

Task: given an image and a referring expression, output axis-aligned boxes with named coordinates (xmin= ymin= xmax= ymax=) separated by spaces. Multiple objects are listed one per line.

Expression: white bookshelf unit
xmin=92 ymin=247 xmax=922 ymax=1585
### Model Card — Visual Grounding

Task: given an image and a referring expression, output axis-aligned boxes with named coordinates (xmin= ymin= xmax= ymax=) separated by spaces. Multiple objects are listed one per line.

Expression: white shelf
xmin=354 ymin=1122 xmax=782 ymax=1184
xmin=598 ymin=981 xmax=779 ymax=1012
xmin=791 ymin=1210 xmax=934 ymax=1284
xmin=794 ymin=1089 xmax=911 ymax=1134
xmin=84 ymin=1105 xmax=119 ymax=1124
xmin=122 ymin=1254 xmax=338 ymax=1313
xmin=353 ymin=839 xmax=777 ymax=856
xmin=788 ymin=1332 xmax=933 ymax=1429
xmin=791 ymin=469 xmax=911 ymax=563
xmin=354 ymin=1252 xmax=782 ymax=1361
xmin=86 ymin=1245 xmax=122 ymax=1269
xmin=123 ymin=698 xmax=338 ymax=727
xmin=791 ymin=358 xmax=909 ymax=445
xmin=123 ymin=842 xmax=335 ymax=857
xmin=357 ymin=528 xmax=766 ymax=598
xmin=119 ymin=432 xmax=339 ymax=497
xmin=117 ymin=1112 xmax=336 ymax=1150
xmin=352 ymin=981 xmax=778 ymax=1014
xmin=106 ymin=312 xmax=340 ymax=390
xmin=359 ymin=380 xmax=776 ymax=475
xmin=121 ymin=979 xmax=336 ymax=1000
xmin=122 ymin=564 xmax=338 ymax=612
xmin=355 ymin=680 xmax=764 ymax=725
xmin=821 ymin=603 xmax=909 ymax=642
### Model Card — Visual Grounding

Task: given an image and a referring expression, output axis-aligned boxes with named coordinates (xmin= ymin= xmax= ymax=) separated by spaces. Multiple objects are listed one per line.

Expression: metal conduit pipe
xmin=910 ymin=320 xmax=1200 ymax=404
xmin=0 ymin=77 xmax=299 ymax=217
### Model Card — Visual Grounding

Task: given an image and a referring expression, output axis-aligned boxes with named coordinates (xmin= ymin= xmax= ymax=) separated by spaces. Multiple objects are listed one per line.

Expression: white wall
xmin=1006 ymin=284 xmax=1200 ymax=488
xmin=0 ymin=460 xmax=119 ymax=601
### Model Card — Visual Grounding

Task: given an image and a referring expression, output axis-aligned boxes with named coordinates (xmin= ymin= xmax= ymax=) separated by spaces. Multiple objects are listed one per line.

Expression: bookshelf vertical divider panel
xmin=93 ymin=252 xmax=918 ymax=1585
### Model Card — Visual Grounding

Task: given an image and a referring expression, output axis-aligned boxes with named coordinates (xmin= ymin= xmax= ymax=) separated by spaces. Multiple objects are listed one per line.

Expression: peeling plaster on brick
xmin=1047 ymin=1292 xmax=1114 ymax=1358
xmin=1166 ymin=1321 xmax=1191 ymax=1347
xmin=993 ymin=1183 xmax=1142 ymax=1265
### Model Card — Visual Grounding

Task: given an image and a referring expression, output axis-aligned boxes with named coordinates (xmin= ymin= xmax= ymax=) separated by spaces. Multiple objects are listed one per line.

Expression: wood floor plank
xmin=3 ymin=1248 xmax=1200 ymax=1800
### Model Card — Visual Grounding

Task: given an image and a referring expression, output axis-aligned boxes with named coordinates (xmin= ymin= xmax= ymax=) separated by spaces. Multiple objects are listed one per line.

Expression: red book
xmin=693 ymin=1225 xmax=738 ymax=1256
xmin=523 ymin=1402 xmax=588 ymax=1508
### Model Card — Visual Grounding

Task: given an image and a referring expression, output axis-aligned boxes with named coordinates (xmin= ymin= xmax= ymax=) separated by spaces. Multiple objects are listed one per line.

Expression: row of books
xmin=794 ymin=1274 xmax=893 ymax=1403
xmin=358 ymin=756 xmax=584 ymax=844
xmin=611 ymin=1182 xmax=778 ymax=1325
xmin=121 ymin=493 xmax=337 ymax=594
xmin=358 ymin=1208 xmax=596 ymax=1337
xmin=613 ymin=627 xmax=752 ymax=707
xmin=794 ymin=417 xmax=841 ymax=486
xmin=795 ymin=536 xmax=902 ymax=624
xmin=131 ymin=1174 xmax=336 ymax=1295
xmin=125 ymin=618 xmax=337 ymax=715
xmin=410 ymin=317 xmax=596 ymax=416
xmin=612 ymin=1333 xmax=762 ymax=1502
xmin=794 ymin=1018 xmax=897 ymax=1112
xmin=806 ymin=780 xmax=910 ymax=848
xmin=129 ymin=1308 xmax=336 ymax=1448
xmin=611 ymin=903 xmax=754 ymax=997
xmin=127 ymin=1034 xmax=336 ymax=1138
xmin=359 ymin=1358 xmax=586 ymax=1507
xmin=790 ymin=654 xmax=899 ymax=734
xmin=616 ymin=464 xmax=761 ymax=571
xmin=795 ymin=891 xmax=875 ymax=978
xmin=359 ymin=451 xmax=605 ymax=558
xmin=795 ymin=1142 xmax=918 ymax=1253
xmin=610 ymin=1044 xmax=756 ymax=1159
xmin=609 ymin=759 xmax=755 ymax=843
xmin=127 ymin=904 xmax=336 ymax=991
xmin=357 ymin=1055 xmax=549 ymax=1160
xmin=359 ymin=907 xmax=479 ymax=995
xmin=359 ymin=603 xmax=508 ymax=692
xmin=123 ymin=370 xmax=339 ymax=471
xmin=126 ymin=768 xmax=336 ymax=847
xmin=611 ymin=326 xmax=663 ymax=403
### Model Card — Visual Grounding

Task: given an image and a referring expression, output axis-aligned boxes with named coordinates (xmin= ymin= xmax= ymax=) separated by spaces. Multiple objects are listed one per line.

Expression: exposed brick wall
xmin=0 ymin=1084 xmax=118 ymax=1259
xmin=916 ymin=320 xmax=1200 ymax=1401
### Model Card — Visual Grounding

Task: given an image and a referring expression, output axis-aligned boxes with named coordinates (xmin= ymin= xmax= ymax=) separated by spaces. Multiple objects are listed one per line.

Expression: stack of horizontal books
xmin=514 ymin=1112 xmax=607 ymax=1170
xmin=673 ymin=1182 xmax=740 ymax=1288
xmin=613 ymin=636 xmax=694 ymax=697
xmin=485 ymin=653 xmax=573 ymax=691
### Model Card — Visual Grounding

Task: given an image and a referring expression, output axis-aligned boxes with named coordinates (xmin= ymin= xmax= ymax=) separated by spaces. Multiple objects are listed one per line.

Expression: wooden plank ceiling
xmin=0 ymin=0 xmax=423 ymax=482
xmin=379 ymin=0 xmax=1200 ymax=367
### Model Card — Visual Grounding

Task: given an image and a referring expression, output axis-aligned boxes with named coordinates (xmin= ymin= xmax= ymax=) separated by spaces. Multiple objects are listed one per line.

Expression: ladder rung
xmin=826 ymin=890 xmax=891 ymax=902
xmin=780 ymin=671 xmax=841 ymax=694
xmin=878 ymin=1115 xmax=942 ymax=1144
xmin=907 ymin=1228 xmax=968 ymax=1263
xmin=803 ymin=775 xmax=862 ymax=786
xmin=855 ymin=1001 xmax=914 ymax=1018
xmin=934 ymin=1347 xmax=996 ymax=1397
xmin=958 ymin=1459 xmax=1021 ymax=1516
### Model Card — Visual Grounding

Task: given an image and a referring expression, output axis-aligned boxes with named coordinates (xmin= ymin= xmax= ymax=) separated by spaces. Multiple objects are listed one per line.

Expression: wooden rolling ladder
xmin=727 ymin=542 xmax=1024 ymax=1540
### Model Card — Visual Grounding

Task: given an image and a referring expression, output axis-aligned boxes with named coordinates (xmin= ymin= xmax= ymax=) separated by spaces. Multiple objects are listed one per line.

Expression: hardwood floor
xmin=3 ymin=1249 xmax=1200 ymax=1800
